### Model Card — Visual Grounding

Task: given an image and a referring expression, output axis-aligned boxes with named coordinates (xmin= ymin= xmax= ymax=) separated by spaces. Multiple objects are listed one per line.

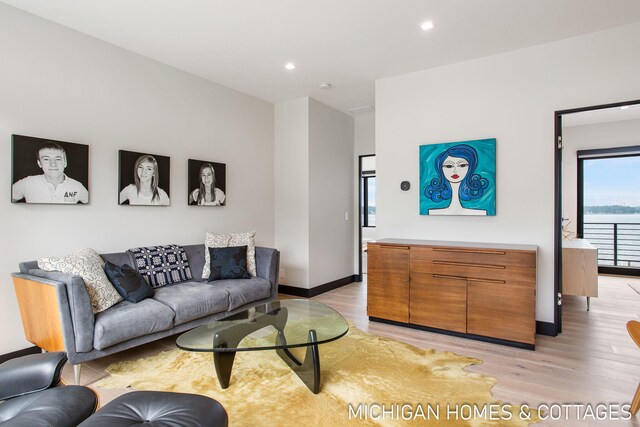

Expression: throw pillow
xmin=127 ymin=244 xmax=193 ymax=288
xmin=38 ymin=248 xmax=122 ymax=314
xmin=103 ymin=261 xmax=154 ymax=303
xmin=229 ymin=231 xmax=257 ymax=277
xmin=208 ymin=246 xmax=251 ymax=281
xmin=201 ymin=232 xmax=231 ymax=279
xmin=202 ymin=231 xmax=256 ymax=278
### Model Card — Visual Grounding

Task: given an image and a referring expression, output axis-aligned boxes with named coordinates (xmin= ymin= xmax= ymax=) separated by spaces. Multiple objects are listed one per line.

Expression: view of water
xmin=583 ymin=214 xmax=640 ymax=267
xmin=584 ymin=214 xmax=640 ymax=224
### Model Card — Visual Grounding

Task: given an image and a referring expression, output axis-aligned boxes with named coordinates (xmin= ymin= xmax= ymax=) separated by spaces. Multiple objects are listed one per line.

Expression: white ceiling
xmin=4 ymin=0 xmax=640 ymax=114
xmin=563 ymin=104 xmax=640 ymax=127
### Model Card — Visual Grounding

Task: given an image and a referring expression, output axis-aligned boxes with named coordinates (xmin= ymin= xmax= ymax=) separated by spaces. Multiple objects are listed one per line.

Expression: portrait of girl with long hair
xmin=188 ymin=159 xmax=226 ymax=206
xmin=420 ymin=139 xmax=495 ymax=216
xmin=119 ymin=151 xmax=170 ymax=206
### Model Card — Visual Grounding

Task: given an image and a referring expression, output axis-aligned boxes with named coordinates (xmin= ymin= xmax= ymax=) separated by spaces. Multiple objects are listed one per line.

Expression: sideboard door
xmin=410 ymin=273 xmax=467 ymax=333
xmin=367 ymin=244 xmax=410 ymax=322
xmin=467 ymin=280 xmax=536 ymax=345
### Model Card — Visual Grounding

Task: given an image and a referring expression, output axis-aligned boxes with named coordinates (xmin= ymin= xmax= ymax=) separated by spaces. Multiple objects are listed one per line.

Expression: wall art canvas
xmin=420 ymin=138 xmax=496 ymax=216
xmin=188 ymin=159 xmax=226 ymax=206
xmin=118 ymin=150 xmax=170 ymax=206
xmin=11 ymin=134 xmax=89 ymax=204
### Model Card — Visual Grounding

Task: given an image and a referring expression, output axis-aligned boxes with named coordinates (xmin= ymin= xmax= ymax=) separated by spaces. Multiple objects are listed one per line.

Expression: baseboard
xmin=536 ymin=321 xmax=557 ymax=336
xmin=369 ymin=317 xmax=535 ymax=350
xmin=278 ymin=275 xmax=357 ymax=298
xmin=0 ymin=345 xmax=41 ymax=364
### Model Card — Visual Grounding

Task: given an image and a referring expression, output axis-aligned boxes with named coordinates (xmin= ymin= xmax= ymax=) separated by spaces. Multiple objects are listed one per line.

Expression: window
xmin=362 ymin=171 xmax=376 ymax=227
xmin=578 ymin=146 xmax=640 ymax=273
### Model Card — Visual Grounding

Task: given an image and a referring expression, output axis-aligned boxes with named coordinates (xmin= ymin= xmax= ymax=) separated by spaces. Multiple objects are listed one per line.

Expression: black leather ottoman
xmin=78 ymin=391 xmax=228 ymax=427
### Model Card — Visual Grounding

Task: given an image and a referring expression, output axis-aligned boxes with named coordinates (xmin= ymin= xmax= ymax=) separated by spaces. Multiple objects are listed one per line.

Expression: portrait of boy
xmin=11 ymin=135 xmax=89 ymax=204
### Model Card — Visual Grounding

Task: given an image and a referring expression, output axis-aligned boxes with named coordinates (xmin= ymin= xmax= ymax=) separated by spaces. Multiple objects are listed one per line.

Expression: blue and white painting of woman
xmin=420 ymin=139 xmax=496 ymax=216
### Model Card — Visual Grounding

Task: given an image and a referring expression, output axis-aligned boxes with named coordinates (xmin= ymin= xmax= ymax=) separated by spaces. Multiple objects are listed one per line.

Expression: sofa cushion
xmin=152 ymin=281 xmax=230 ymax=326
xmin=103 ymin=262 xmax=154 ymax=303
xmin=182 ymin=244 xmax=206 ymax=280
xmin=128 ymin=245 xmax=192 ymax=288
xmin=208 ymin=277 xmax=271 ymax=311
xmin=38 ymin=248 xmax=122 ymax=314
xmin=207 ymin=246 xmax=251 ymax=281
xmin=93 ymin=299 xmax=175 ymax=350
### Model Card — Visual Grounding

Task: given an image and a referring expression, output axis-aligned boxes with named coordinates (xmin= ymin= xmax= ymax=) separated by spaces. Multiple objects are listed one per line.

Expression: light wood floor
xmin=64 ymin=275 xmax=640 ymax=426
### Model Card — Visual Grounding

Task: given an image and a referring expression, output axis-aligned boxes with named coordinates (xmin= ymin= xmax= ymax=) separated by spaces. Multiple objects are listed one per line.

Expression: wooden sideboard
xmin=367 ymin=239 xmax=537 ymax=349
xmin=562 ymin=239 xmax=598 ymax=311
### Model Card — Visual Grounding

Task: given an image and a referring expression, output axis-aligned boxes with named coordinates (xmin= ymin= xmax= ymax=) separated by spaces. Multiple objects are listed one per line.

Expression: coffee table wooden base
xmin=210 ymin=307 xmax=322 ymax=393
xmin=275 ymin=329 xmax=320 ymax=394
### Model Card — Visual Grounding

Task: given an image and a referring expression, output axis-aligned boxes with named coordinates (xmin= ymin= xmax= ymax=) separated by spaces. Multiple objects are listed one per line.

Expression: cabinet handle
xmin=432 ymin=274 xmax=505 ymax=284
xmin=378 ymin=245 xmax=410 ymax=250
xmin=433 ymin=248 xmax=507 ymax=255
xmin=433 ymin=260 xmax=505 ymax=269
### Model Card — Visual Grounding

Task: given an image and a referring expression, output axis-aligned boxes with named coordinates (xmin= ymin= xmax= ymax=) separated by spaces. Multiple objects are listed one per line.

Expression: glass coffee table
xmin=176 ymin=299 xmax=349 ymax=394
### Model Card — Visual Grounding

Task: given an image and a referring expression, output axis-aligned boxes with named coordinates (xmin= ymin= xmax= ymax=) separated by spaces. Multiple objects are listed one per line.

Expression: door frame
xmin=357 ymin=154 xmax=375 ymax=282
xmin=554 ymin=98 xmax=640 ymax=334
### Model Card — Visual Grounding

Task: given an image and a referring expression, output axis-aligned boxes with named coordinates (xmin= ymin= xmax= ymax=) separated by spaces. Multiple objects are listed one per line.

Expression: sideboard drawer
xmin=411 ymin=259 xmax=536 ymax=284
xmin=411 ymin=246 xmax=536 ymax=268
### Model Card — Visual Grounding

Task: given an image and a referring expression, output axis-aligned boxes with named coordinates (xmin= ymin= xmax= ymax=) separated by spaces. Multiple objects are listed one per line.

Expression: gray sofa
xmin=11 ymin=244 xmax=279 ymax=384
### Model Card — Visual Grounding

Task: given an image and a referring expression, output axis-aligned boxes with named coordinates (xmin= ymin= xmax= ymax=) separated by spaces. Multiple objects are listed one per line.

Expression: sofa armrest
xmin=255 ymin=247 xmax=279 ymax=297
xmin=11 ymin=272 xmax=94 ymax=358
xmin=0 ymin=352 xmax=67 ymax=400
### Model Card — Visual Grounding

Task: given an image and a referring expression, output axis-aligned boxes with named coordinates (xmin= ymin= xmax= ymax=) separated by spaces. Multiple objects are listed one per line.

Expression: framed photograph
xmin=118 ymin=150 xmax=170 ymax=206
xmin=188 ymin=159 xmax=226 ymax=206
xmin=11 ymin=134 xmax=89 ymax=204
xmin=420 ymin=138 xmax=496 ymax=216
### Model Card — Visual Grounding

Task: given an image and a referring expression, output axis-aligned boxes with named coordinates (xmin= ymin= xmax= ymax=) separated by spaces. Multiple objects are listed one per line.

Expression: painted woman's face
xmin=442 ymin=155 xmax=469 ymax=183
xmin=201 ymin=168 xmax=214 ymax=186
xmin=137 ymin=161 xmax=155 ymax=183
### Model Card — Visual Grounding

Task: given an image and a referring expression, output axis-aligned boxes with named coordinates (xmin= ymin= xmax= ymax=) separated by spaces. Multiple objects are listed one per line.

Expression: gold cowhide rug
xmin=94 ymin=326 xmax=538 ymax=426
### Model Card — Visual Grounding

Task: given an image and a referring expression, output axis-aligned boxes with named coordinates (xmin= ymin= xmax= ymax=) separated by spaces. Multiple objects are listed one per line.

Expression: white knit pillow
xmin=202 ymin=231 xmax=257 ymax=279
xmin=38 ymin=248 xmax=122 ymax=314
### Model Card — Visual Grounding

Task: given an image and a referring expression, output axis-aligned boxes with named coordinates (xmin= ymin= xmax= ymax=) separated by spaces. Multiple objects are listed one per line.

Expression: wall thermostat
xmin=400 ymin=181 xmax=410 ymax=191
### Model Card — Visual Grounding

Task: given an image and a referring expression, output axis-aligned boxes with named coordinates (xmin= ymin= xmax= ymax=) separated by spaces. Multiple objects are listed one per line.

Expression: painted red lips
xmin=452 ymin=174 xmax=460 ymax=179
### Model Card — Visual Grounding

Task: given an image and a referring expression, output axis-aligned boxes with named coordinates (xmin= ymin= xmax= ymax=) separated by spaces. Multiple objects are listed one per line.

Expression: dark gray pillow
xmin=103 ymin=261 xmax=154 ymax=303
xmin=208 ymin=246 xmax=251 ymax=281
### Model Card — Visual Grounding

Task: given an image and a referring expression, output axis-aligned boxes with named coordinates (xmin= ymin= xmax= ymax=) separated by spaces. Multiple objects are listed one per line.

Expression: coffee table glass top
xmin=176 ymin=299 xmax=349 ymax=352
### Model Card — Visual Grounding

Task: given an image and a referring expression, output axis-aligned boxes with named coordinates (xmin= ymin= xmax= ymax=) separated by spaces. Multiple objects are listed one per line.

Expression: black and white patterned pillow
xmin=127 ymin=244 xmax=192 ymax=288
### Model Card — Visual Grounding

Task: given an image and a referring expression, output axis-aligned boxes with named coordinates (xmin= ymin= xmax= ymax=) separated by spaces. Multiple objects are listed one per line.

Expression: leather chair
xmin=0 ymin=352 xmax=98 ymax=426
xmin=0 ymin=352 xmax=228 ymax=427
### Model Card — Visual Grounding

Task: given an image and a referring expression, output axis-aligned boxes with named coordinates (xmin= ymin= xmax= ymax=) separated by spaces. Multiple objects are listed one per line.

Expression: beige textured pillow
xmin=38 ymin=248 xmax=122 ymax=314
xmin=202 ymin=231 xmax=257 ymax=279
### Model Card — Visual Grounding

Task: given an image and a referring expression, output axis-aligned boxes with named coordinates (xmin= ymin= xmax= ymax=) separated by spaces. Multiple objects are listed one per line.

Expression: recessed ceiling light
xmin=420 ymin=20 xmax=435 ymax=31
xmin=284 ymin=62 xmax=296 ymax=70
xmin=319 ymin=82 xmax=332 ymax=90
xmin=620 ymin=106 xmax=630 ymax=110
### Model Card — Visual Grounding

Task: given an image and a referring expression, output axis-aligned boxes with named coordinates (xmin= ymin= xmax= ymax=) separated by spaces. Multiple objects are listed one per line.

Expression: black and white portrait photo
xmin=118 ymin=150 xmax=170 ymax=206
xmin=11 ymin=134 xmax=89 ymax=204
xmin=188 ymin=159 xmax=226 ymax=206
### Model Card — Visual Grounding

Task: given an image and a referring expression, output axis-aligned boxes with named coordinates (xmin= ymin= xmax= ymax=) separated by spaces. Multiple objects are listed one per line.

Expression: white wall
xmin=274 ymin=98 xmax=310 ymax=287
xmin=0 ymin=4 xmax=274 ymax=354
xmin=376 ymin=23 xmax=640 ymax=323
xmin=274 ymin=97 xmax=354 ymax=289
xmin=309 ymin=98 xmax=354 ymax=286
xmin=562 ymin=118 xmax=640 ymax=232
xmin=353 ymin=114 xmax=376 ymax=272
